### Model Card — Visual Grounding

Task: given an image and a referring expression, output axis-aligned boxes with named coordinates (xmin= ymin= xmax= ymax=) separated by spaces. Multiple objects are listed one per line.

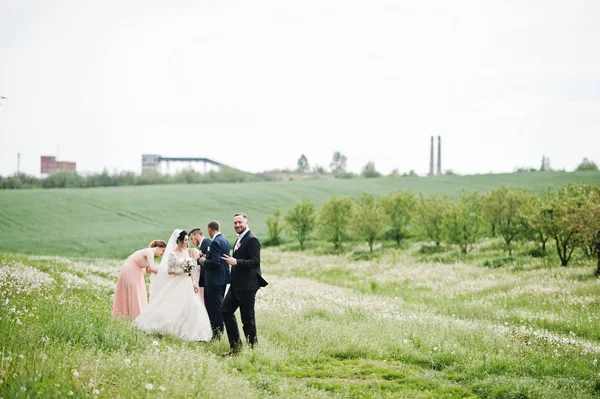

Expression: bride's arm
xmin=167 ymin=253 xmax=183 ymax=275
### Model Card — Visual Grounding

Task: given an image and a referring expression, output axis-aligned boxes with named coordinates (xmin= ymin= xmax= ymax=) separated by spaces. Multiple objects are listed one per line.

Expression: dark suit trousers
xmin=221 ymin=286 xmax=258 ymax=348
xmin=204 ymin=285 xmax=226 ymax=334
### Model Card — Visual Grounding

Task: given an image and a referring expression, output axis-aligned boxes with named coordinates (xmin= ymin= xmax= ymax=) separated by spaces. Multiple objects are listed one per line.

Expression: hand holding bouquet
xmin=182 ymin=258 xmax=196 ymax=276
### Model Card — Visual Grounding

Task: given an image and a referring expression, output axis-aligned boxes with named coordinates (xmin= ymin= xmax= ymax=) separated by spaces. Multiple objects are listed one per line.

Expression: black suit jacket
xmin=202 ymin=233 xmax=231 ymax=286
xmin=197 ymin=237 xmax=211 ymax=287
xmin=231 ymin=230 xmax=268 ymax=291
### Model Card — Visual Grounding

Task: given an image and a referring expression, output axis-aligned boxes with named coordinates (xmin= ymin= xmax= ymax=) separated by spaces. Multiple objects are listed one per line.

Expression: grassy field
xmin=1 ymin=171 xmax=599 ymax=259
xmin=1 ymin=171 xmax=599 ymax=397
xmin=1 ymin=238 xmax=599 ymax=398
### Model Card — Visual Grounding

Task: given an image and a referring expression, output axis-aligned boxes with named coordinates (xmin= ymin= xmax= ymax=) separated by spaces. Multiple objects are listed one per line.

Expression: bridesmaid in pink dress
xmin=112 ymin=240 xmax=167 ymax=319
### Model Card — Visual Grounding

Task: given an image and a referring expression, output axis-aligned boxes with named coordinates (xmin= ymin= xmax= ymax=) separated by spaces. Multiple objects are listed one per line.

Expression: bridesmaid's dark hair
xmin=177 ymin=230 xmax=188 ymax=244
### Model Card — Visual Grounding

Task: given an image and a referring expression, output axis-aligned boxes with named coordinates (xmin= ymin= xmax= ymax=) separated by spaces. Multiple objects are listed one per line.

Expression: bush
xmin=417 ymin=244 xmax=447 ymax=255
xmin=482 ymin=257 xmax=514 ymax=268
xmin=575 ymin=158 xmax=598 ymax=172
xmin=525 ymin=247 xmax=546 ymax=258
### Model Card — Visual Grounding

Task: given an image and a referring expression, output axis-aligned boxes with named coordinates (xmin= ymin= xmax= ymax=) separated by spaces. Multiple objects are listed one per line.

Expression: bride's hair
xmin=149 ymin=240 xmax=167 ymax=248
xmin=176 ymin=230 xmax=188 ymax=244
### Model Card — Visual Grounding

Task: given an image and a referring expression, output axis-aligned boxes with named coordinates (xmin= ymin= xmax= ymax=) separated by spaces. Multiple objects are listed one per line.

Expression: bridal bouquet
xmin=182 ymin=258 xmax=196 ymax=276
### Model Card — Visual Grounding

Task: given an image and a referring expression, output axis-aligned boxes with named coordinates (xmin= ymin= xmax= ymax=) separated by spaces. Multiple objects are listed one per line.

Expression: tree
xmin=573 ymin=200 xmax=600 ymax=276
xmin=442 ymin=192 xmax=484 ymax=254
xmin=540 ymin=155 xmax=552 ymax=171
xmin=415 ymin=194 xmax=449 ymax=247
xmin=313 ymin=164 xmax=326 ymax=174
xmin=575 ymin=158 xmax=599 ymax=172
xmin=317 ymin=196 xmax=354 ymax=250
xmin=482 ymin=190 xmax=502 ymax=237
xmin=380 ymin=190 xmax=416 ymax=247
xmin=297 ymin=154 xmax=310 ymax=173
xmin=284 ymin=200 xmax=316 ymax=250
xmin=483 ymin=187 xmax=528 ymax=255
xmin=361 ymin=162 xmax=381 ymax=178
xmin=540 ymin=184 xmax=600 ymax=266
xmin=330 ymin=151 xmax=348 ymax=177
xmin=266 ymin=209 xmax=284 ymax=246
xmin=519 ymin=190 xmax=550 ymax=251
xmin=350 ymin=194 xmax=387 ymax=252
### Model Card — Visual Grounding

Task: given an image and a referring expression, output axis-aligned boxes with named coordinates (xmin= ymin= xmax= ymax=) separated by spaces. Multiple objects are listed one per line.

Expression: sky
xmin=0 ymin=0 xmax=599 ymax=177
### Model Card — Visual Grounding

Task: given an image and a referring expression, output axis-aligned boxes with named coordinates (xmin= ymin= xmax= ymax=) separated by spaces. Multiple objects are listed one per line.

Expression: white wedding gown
xmin=135 ymin=253 xmax=213 ymax=341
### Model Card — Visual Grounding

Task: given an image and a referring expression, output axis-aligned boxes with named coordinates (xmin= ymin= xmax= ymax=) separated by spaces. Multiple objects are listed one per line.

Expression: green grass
xmin=2 ymin=240 xmax=600 ymax=398
xmin=1 ymin=171 xmax=599 ymax=258
xmin=1 ymin=171 xmax=600 ymax=397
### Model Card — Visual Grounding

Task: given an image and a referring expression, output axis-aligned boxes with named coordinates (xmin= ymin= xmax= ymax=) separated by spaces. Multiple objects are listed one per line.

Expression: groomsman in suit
xmin=221 ymin=213 xmax=268 ymax=355
xmin=197 ymin=221 xmax=231 ymax=339
xmin=189 ymin=228 xmax=211 ymax=290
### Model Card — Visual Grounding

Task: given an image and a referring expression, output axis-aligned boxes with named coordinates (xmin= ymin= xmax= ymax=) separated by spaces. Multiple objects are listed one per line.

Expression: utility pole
xmin=17 ymin=153 xmax=20 ymax=176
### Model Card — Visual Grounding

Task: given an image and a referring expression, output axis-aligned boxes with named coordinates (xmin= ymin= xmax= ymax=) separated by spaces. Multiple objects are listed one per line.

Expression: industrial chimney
xmin=437 ymin=136 xmax=442 ymax=175
xmin=429 ymin=136 xmax=434 ymax=176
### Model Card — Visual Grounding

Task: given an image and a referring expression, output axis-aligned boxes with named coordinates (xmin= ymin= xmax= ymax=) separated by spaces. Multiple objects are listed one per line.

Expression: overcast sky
xmin=1 ymin=0 xmax=599 ymax=177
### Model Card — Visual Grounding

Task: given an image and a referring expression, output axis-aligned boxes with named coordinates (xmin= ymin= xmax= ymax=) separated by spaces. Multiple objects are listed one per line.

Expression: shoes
xmin=211 ymin=328 xmax=223 ymax=341
xmin=221 ymin=347 xmax=240 ymax=357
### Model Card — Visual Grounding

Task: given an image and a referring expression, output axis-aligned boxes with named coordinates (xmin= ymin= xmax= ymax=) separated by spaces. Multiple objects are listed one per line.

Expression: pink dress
xmin=112 ymin=251 xmax=150 ymax=319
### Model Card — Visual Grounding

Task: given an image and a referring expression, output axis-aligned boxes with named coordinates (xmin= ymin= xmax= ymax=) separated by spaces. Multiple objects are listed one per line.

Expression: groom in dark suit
xmin=221 ymin=213 xmax=268 ymax=355
xmin=197 ymin=221 xmax=231 ymax=339
xmin=189 ymin=228 xmax=211 ymax=289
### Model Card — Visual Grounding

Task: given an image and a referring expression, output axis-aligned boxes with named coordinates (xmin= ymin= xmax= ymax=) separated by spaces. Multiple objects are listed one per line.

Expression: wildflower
xmin=152 ymin=341 xmax=159 ymax=346
xmin=92 ymin=389 xmax=99 ymax=395
xmin=68 ymin=391 xmax=74 ymax=396
xmin=19 ymin=354 xmax=24 ymax=359
xmin=72 ymin=370 xmax=79 ymax=377
xmin=145 ymin=383 xmax=153 ymax=390
xmin=89 ymin=379 xmax=94 ymax=387
xmin=124 ymin=359 xmax=131 ymax=365
xmin=594 ymin=359 xmax=598 ymax=366
xmin=20 ymin=387 xmax=26 ymax=391
xmin=159 ymin=386 xmax=166 ymax=391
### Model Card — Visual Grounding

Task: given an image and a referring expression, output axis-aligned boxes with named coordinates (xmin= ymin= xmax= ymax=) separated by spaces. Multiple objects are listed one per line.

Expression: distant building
xmin=141 ymin=154 xmax=225 ymax=175
xmin=41 ymin=156 xmax=76 ymax=174
xmin=142 ymin=154 xmax=161 ymax=174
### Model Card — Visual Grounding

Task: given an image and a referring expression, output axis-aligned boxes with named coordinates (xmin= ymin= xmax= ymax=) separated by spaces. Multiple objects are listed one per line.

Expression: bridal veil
xmin=149 ymin=229 xmax=181 ymax=302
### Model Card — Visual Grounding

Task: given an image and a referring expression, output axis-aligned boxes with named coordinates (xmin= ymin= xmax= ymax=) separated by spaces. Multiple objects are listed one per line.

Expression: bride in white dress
xmin=136 ymin=229 xmax=213 ymax=341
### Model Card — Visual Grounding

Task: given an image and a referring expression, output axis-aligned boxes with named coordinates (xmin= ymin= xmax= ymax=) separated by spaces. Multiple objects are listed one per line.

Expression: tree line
xmin=3 ymin=153 xmax=596 ymax=190
xmin=265 ymin=184 xmax=600 ymax=276
xmin=0 ymin=168 xmax=272 ymax=189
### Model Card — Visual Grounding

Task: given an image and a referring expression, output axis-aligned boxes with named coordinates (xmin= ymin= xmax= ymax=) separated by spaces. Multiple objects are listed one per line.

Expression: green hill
xmin=1 ymin=171 xmax=598 ymax=258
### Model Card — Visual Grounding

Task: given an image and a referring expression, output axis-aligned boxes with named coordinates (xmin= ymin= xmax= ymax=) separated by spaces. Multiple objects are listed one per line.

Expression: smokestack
xmin=429 ymin=136 xmax=434 ymax=176
xmin=437 ymin=136 xmax=442 ymax=175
